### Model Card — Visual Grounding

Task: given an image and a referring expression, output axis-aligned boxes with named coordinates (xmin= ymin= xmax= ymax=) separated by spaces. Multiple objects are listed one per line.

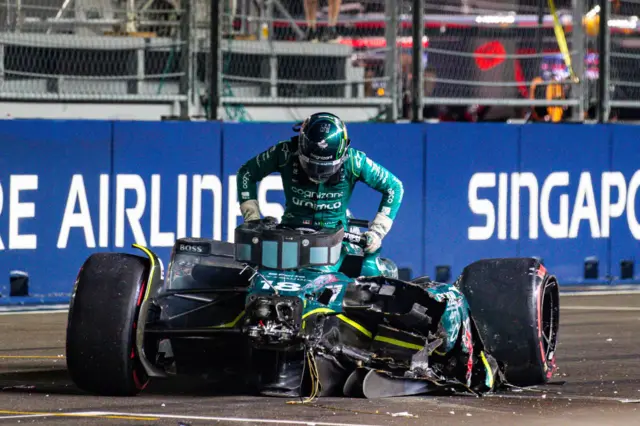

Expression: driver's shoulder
xmin=345 ymin=147 xmax=368 ymax=177
xmin=271 ymin=139 xmax=296 ymax=165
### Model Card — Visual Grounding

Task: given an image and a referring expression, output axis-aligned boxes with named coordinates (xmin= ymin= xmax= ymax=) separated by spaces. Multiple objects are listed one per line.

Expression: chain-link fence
xmin=405 ymin=0 xmax=586 ymax=122
xmin=210 ymin=0 xmax=629 ymax=123
xmin=0 ymin=0 xmax=189 ymax=104
xmin=609 ymin=0 xmax=640 ymax=119
xmin=209 ymin=0 xmax=398 ymax=121
xmin=0 ymin=0 xmax=638 ymax=122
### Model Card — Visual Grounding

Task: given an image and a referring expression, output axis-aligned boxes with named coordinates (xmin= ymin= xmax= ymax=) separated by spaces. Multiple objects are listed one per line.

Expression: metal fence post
xmin=597 ymin=0 xmax=610 ymax=122
xmin=411 ymin=0 xmax=424 ymax=122
xmin=208 ymin=0 xmax=221 ymax=120
xmin=571 ymin=0 xmax=585 ymax=121
xmin=179 ymin=0 xmax=193 ymax=119
xmin=384 ymin=0 xmax=398 ymax=122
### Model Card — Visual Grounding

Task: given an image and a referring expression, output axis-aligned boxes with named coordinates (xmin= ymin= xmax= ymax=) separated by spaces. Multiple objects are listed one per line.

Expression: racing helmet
xmin=297 ymin=112 xmax=350 ymax=183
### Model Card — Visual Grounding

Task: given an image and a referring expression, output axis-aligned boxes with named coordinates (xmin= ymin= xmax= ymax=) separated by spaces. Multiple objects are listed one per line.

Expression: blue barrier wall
xmin=424 ymin=123 xmax=520 ymax=282
xmin=0 ymin=120 xmax=112 ymax=298
xmin=0 ymin=120 xmax=638 ymax=302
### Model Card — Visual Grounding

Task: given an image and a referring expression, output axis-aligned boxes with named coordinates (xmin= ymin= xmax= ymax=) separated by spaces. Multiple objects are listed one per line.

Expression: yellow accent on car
xmin=210 ymin=310 xmax=246 ymax=329
xmin=373 ymin=335 xmax=424 ymax=351
xmin=132 ymin=244 xmax=156 ymax=303
xmin=302 ymin=308 xmax=373 ymax=339
xmin=480 ymin=351 xmax=494 ymax=389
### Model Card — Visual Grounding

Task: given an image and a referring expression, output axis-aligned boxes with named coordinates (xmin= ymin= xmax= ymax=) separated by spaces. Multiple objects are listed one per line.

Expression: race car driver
xmin=236 ymin=112 xmax=404 ymax=277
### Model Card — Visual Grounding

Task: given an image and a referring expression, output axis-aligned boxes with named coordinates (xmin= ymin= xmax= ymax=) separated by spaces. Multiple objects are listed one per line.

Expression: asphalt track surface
xmin=0 ymin=292 xmax=638 ymax=425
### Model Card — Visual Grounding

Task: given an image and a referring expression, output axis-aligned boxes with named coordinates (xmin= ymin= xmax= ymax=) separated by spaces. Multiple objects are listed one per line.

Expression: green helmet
xmin=297 ymin=112 xmax=351 ymax=183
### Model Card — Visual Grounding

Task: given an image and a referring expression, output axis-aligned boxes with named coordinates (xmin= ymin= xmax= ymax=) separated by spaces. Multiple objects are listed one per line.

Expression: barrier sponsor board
xmin=0 ymin=120 xmax=638 ymax=300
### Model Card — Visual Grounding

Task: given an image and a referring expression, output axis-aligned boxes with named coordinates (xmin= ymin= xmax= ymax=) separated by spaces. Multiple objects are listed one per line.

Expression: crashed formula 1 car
xmin=66 ymin=218 xmax=560 ymax=399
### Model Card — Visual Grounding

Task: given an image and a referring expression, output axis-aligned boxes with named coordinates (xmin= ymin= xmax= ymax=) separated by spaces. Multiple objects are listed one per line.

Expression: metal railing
xmin=0 ymin=0 xmax=636 ymax=122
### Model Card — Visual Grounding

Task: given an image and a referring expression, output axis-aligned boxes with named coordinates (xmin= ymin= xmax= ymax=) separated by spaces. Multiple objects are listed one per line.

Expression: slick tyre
xmin=456 ymin=258 xmax=559 ymax=387
xmin=66 ymin=253 xmax=151 ymax=396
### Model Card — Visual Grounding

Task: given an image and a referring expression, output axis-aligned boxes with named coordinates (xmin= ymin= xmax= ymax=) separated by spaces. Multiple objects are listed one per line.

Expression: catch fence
xmin=0 ymin=0 xmax=636 ymax=121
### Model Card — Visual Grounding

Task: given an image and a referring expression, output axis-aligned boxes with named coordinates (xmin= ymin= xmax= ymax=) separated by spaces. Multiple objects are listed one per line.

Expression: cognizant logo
xmin=291 ymin=186 xmax=343 ymax=199
xmin=467 ymin=171 xmax=640 ymax=240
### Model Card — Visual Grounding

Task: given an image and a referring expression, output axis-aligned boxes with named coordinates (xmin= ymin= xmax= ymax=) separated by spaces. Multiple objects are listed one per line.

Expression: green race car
xmin=65 ymin=217 xmax=560 ymax=399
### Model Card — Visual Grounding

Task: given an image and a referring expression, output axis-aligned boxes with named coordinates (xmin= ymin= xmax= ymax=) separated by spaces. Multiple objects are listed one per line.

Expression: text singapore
xmin=467 ymin=171 xmax=640 ymax=240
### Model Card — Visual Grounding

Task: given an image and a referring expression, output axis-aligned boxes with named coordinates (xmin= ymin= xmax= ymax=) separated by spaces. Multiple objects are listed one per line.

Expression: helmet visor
xmin=298 ymin=153 xmax=346 ymax=183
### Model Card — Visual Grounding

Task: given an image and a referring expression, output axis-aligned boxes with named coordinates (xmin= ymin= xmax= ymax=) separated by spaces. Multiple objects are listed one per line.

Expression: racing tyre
xmin=66 ymin=253 xmax=151 ymax=396
xmin=455 ymin=258 xmax=559 ymax=387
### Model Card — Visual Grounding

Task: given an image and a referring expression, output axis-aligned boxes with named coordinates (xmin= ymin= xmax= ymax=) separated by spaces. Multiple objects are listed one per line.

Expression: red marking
xmin=474 ymin=41 xmax=506 ymax=71
xmin=536 ymin=284 xmax=546 ymax=365
xmin=423 ymin=22 xmax=470 ymax=29
xmin=337 ymin=37 xmax=428 ymax=49
xmin=130 ymin=274 xmax=150 ymax=392
xmin=270 ymin=19 xmax=472 ymax=30
xmin=136 ymin=280 xmax=146 ymax=306
xmin=537 ymin=264 xmax=547 ymax=278
xmin=132 ymin=369 xmax=148 ymax=390
xmin=462 ymin=327 xmax=474 ymax=382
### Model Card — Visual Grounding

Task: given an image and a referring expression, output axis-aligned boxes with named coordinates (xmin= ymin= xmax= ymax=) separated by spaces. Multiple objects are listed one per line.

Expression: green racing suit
xmin=237 ymin=139 xmax=404 ymax=277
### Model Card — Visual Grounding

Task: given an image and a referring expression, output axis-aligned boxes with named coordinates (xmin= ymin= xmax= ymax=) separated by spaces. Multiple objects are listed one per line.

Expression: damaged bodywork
xmin=243 ymin=270 xmax=499 ymax=398
xmin=65 ymin=218 xmax=559 ymax=399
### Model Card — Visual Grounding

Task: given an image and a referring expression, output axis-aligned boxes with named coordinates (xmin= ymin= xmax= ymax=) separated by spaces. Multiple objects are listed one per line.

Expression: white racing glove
xmin=363 ymin=213 xmax=393 ymax=253
xmin=240 ymin=199 xmax=261 ymax=222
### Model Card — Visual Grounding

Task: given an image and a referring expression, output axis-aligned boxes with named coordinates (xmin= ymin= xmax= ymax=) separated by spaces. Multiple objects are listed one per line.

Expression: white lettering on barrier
xmin=498 ymin=173 xmax=508 ymax=240
xmin=151 ymin=174 xmax=175 ymax=247
xmin=568 ymin=172 xmax=600 ymax=238
xmin=1 ymin=173 xmax=229 ymax=250
xmin=9 ymin=175 xmax=38 ymax=249
xmin=509 ymin=172 xmax=539 ymax=240
xmin=177 ymin=174 xmax=188 ymax=239
xmin=468 ymin=171 xmax=640 ymax=240
xmin=227 ymin=174 xmax=241 ymax=243
xmin=57 ymin=175 xmax=96 ymax=249
xmin=468 ymin=173 xmax=495 ymax=240
xmin=540 ymin=172 xmax=568 ymax=239
xmin=227 ymin=175 xmax=285 ymax=243
xmin=628 ymin=171 xmax=640 ymax=239
xmin=99 ymin=174 xmax=109 ymax=247
xmin=191 ymin=175 xmax=222 ymax=241
xmin=115 ymin=174 xmax=147 ymax=247
xmin=601 ymin=171 xmax=626 ymax=238
xmin=5 ymin=170 xmax=637 ymax=250
xmin=56 ymin=173 xmax=223 ymax=249
xmin=259 ymin=176 xmax=286 ymax=223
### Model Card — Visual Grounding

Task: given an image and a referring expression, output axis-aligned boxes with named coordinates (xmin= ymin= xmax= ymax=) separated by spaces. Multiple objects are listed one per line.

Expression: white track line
xmin=486 ymin=393 xmax=640 ymax=404
xmin=561 ymin=290 xmax=640 ymax=296
xmin=562 ymin=305 xmax=640 ymax=311
xmin=0 ymin=414 xmax=52 ymax=420
xmin=76 ymin=412 xmax=383 ymax=425
xmin=0 ymin=308 xmax=68 ymax=316
xmin=0 ymin=304 xmax=69 ymax=312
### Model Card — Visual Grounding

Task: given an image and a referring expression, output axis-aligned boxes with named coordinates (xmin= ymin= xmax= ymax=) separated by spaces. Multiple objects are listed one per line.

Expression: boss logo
xmin=177 ymin=244 xmax=208 ymax=254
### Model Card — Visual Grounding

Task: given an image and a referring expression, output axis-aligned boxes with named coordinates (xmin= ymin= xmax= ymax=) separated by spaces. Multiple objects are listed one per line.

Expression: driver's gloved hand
xmin=263 ymin=216 xmax=279 ymax=225
xmin=364 ymin=213 xmax=394 ymax=254
xmin=364 ymin=230 xmax=382 ymax=253
xmin=240 ymin=199 xmax=261 ymax=221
